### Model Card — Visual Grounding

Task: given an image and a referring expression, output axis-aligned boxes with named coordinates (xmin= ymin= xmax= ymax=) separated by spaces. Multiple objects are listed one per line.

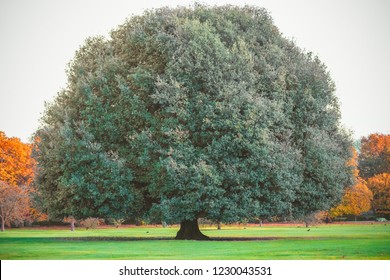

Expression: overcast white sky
xmin=0 ymin=0 xmax=389 ymax=143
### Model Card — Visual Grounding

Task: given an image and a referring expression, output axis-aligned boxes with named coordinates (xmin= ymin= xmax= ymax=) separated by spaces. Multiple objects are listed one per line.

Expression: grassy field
xmin=0 ymin=223 xmax=389 ymax=260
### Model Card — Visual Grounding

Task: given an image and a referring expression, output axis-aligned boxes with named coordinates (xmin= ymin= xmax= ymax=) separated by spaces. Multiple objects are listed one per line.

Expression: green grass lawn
xmin=1 ymin=223 xmax=389 ymax=260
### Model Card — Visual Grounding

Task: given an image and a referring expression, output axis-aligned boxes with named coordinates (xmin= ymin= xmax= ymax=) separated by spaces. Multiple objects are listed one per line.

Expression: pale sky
xmin=0 ymin=0 xmax=389 ymax=143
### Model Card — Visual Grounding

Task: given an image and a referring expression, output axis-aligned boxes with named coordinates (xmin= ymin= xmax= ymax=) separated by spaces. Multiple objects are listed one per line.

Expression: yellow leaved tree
xmin=330 ymin=147 xmax=373 ymax=220
xmin=367 ymin=173 xmax=390 ymax=215
xmin=330 ymin=179 xmax=373 ymax=220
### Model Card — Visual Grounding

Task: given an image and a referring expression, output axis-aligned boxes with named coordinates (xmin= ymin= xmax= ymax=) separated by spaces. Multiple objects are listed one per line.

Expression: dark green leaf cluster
xmin=34 ymin=4 xmax=353 ymax=222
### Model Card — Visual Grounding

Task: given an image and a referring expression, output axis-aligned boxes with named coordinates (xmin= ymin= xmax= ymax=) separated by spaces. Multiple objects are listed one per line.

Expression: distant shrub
xmin=135 ymin=218 xmax=147 ymax=226
xmin=80 ymin=218 xmax=102 ymax=230
xmin=303 ymin=211 xmax=330 ymax=227
xmin=110 ymin=218 xmax=125 ymax=228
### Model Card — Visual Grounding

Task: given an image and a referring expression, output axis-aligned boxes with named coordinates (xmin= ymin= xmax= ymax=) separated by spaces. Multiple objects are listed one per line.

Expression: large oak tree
xmin=34 ymin=5 xmax=353 ymax=239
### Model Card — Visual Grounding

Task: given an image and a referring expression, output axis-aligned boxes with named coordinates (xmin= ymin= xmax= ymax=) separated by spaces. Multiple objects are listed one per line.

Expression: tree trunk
xmin=217 ymin=221 xmax=221 ymax=230
xmin=1 ymin=216 xmax=4 ymax=232
xmin=70 ymin=220 xmax=75 ymax=232
xmin=175 ymin=219 xmax=210 ymax=240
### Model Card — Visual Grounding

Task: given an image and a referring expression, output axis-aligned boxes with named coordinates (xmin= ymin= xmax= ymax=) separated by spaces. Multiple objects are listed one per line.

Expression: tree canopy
xmin=0 ymin=181 xmax=30 ymax=232
xmin=358 ymin=133 xmax=390 ymax=180
xmin=329 ymin=179 xmax=372 ymax=219
xmin=0 ymin=131 xmax=37 ymax=231
xmin=34 ymin=5 xmax=353 ymax=239
xmin=0 ymin=131 xmax=35 ymax=186
xmin=367 ymin=173 xmax=390 ymax=213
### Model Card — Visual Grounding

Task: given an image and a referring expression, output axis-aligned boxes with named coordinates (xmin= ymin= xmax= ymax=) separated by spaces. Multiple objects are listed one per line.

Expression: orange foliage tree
xmin=0 ymin=131 xmax=45 ymax=229
xmin=346 ymin=146 xmax=359 ymax=177
xmin=366 ymin=173 xmax=390 ymax=214
xmin=359 ymin=133 xmax=390 ymax=179
xmin=329 ymin=179 xmax=373 ymax=220
xmin=0 ymin=131 xmax=35 ymax=186
xmin=330 ymin=147 xmax=373 ymax=220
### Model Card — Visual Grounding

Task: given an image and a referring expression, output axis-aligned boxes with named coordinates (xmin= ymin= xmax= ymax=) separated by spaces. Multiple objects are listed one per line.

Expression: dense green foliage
xmin=0 ymin=224 xmax=389 ymax=259
xmin=34 ymin=5 xmax=352 ymax=226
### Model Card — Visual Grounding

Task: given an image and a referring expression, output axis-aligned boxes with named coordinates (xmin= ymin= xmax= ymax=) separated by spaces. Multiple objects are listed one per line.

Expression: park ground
xmin=0 ymin=222 xmax=389 ymax=260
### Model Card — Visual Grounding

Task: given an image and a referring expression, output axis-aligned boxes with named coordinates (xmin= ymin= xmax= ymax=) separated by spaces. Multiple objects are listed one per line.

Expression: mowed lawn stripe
xmin=0 ymin=224 xmax=389 ymax=260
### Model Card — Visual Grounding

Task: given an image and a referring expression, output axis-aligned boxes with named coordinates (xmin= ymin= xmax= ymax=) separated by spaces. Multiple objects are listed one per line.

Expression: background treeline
xmin=1 ymin=131 xmax=388 ymax=230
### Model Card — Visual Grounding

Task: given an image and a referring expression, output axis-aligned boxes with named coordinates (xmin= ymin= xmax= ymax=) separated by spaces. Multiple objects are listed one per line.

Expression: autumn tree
xmin=329 ymin=147 xmax=374 ymax=220
xmin=34 ymin=5 xmax=353 ymax=240
xmin=0 ymin=181 xmax=30 ymax=232
xmin=330 ymin=179 xmax=373 ymax=220
xmin=366 ymin=173 xmax=390 ymax=213
xmin=0 ymin=131 xmax=35 ymax=186
xmin=0 ymin=131 xmax=40 ymax=230
xmin=358 ymin=133 xmax=390 ymax=179
xmin=347 ymin=146 xmax=359 ymax=178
